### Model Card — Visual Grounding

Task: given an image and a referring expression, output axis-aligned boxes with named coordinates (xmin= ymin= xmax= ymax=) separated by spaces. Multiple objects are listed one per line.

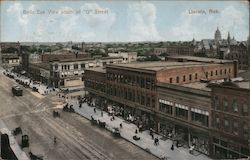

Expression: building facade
xmin=84 ymin=57 xmax=240 ymax=158
xmin=210 ymin=82 xmax=250 ymax=159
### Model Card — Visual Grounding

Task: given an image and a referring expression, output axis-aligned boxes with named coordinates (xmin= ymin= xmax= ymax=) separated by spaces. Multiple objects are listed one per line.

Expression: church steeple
xmin=227 ymin=32 xmax=231 ymax=44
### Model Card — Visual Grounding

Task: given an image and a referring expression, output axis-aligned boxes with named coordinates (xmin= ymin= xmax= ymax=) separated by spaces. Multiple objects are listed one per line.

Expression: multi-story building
xmin=41 ymin=48 xmax=90 ymax=63
xmin=108 ymin=52 xmax=137 ymax=63
xmin=210 ymin=81 xmax=250 ymax=159
xmin=1 ymin=53 xmax=20 ymax=67
xmin=226 ymin=42 xmax=248 ymax=70
xmin=27 ymin=56 xmax=123 ymax=88
xmin=154 ymin=43 xmax=195 ymax=56
xmin=84 ymin=57 xmax=250 ymax=158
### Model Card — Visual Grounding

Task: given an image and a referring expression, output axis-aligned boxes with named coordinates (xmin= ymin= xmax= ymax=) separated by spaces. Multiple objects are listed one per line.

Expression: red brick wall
xmin=156 ymin=63 xmax=236 ymax=84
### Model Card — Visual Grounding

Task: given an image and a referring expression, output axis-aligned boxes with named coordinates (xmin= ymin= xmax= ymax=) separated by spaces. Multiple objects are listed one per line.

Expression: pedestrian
xmin=154 ymin=138 xmax=157 ymax=146
xmin=176 ymin=140 xmax=179 ymax=148
xmin=120 ymin=123 xmax=123 ymax=128
xmin=171 ymin=144 xmax=174 ymax=150
xmin=151 ymin=133 xmax=154 ymax=139
xmin=156 ymin=137 xmax=159 ymax=145
xmin=135 ymin=129 xmax=138 ymax=134
xmin=54 ymin=137 xmax=57 ymax=144
xmin=94 ymin=108 xmax=96 ymax=113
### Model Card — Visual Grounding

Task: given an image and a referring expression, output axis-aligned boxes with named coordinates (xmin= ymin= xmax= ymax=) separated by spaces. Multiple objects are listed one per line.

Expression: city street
xmin=0 ymin=70 xmax=158 ymax=160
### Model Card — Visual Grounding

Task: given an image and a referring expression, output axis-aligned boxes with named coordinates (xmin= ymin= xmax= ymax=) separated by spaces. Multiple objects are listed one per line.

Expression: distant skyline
xmin=0 ymin=0 xmax=249 ymax=42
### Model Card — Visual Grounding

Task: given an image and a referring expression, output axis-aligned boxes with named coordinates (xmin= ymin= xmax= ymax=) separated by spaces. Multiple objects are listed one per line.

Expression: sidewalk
xmin=66 ymin=99 xmax=211 ymax=160
xmin=0 ymin=120 xmax=29 ymax=160
xmin=4 ymin=69 xmax=58 ymax=96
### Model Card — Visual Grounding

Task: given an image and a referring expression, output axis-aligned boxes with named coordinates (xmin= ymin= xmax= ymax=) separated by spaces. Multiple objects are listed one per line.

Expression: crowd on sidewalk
xmin=62 ymin=97 xmax=211 ymax=160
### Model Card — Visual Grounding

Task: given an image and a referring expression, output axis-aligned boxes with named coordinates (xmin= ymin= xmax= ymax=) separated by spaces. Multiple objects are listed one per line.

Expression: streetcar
xmin=12 ymin=86 xmax=23 ymax=96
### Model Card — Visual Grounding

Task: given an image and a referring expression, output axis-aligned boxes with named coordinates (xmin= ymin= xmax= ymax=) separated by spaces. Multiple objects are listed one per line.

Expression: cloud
xmin=7 ymin=3 xmax=28 ymax=25
xmin=127 ymin=1 xmax=162 ymax=41
xmin=80 ymin=3 xmax=116 ymax=29
xmin=165 ymin=5 xmax=248 ymax=41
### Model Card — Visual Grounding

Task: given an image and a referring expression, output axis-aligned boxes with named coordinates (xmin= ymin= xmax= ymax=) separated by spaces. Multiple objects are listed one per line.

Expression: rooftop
xmin=167 ymin=55 xmax=233 ymax=63
xmin=181 ymin=82 xmax=211 ymax=91
xmin=108 ymin=60 xmax=226 ymax=71
xmin=30 ymin=63 xmax=50 ymax=70
xmin=85 ymin=67 xmax=106 ymax=73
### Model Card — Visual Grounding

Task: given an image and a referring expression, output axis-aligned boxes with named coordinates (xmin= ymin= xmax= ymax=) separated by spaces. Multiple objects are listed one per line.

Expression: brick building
xmin=210 ymin=81 xmax=250 ymax=159
xmin=84 ymin=57 xmax=238 ymax=155
xmin=226 ymin=43 xmax=248 ymax=70
xmin=41 ymin=49 xmax=90 ymax=63
xmin=154 ymin=43 xmax=195 ymax=56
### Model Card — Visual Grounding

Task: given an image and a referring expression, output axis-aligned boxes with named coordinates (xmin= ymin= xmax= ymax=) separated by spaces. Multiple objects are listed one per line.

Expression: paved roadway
xmin=0 ymin=70 xmax=158 ymax=160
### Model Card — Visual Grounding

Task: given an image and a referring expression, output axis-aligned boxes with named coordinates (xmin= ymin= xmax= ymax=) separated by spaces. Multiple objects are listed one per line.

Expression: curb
xmin=72 ymin=110 xmax=161 ymax=160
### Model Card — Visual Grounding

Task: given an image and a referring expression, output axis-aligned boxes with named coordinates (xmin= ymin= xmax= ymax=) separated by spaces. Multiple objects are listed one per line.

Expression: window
xmin=224 ymin=69 xmax=227 ymax=74
xmin=214 ymin=96 xmax=219 ymax=110
xmin=159 ymin=102 xmax=173 ymax=115
xmin=242 ymin=103 xmax=248 ymax=116
xmin=205 ymin=72 xmax=208 ymax=78
xmin=229 ymin=68 xmax=231 ymax=73
xmin=176 ymin=76 xmax=179 ymax=83
xmin=232 ymin=99 xmax=238 ymax=112
xmin=189 ymin=74 xmax=192 ymax=81
xmin=220 ymin=69 xmax=222 ymax=75
xmin=195 ymin=73 xmax=198 ymax=79
xmin=55 ymin=64 xmax=58 ymax=70
xmin=223 ymin=98 xmax=228 ymax=111
xmin=224 ymin=119 xmax=229 ymax=131
xmin=169 ymin=78 xmax=173 ymax=83
xmin=215 ymin=70 xmax=218 ymax=75
xmin=233 ymin=122 xmax=239 ymax=135
xmin=191 ymin=111 xmax=209 ymax=127
xmin=211 ymin=71 xmax=213 ymax=76
xmin=175 ymin=107 xmax=188 ymax=119
xmin=81 ymin=64 xmax=85 ymax=69
xmin=74 ymin=64 xmax=78 ymax=69
xmin=183 ymin=75 xmax=186 ymax=82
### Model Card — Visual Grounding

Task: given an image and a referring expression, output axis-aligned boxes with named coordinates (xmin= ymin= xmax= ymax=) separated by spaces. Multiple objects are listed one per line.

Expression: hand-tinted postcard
xmin=0 ymin=1 xmax=249 ymax=160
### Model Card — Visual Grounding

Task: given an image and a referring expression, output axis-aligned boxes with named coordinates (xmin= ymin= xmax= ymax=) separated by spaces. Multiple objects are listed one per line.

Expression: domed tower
xmin=214 ymin=27 xmax=221 ymax=42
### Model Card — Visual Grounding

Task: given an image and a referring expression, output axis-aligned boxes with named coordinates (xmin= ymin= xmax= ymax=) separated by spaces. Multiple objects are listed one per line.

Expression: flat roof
xmin=235 ymin=81 xmax=250 ymax=89
xmin=181 ymin=82 xmax=211 ymax=91
xmin=108 ymin=61 xmax=225 ymax=71
xmin=53 ymin=56 xmax=123 ymax=63
xmin=85 ymin=67 xmax=106 ymax=73
xmin=167 ymin=55 xmax=233 ymax=63
xmin=30 ymin=63 xmax=50 ymax=70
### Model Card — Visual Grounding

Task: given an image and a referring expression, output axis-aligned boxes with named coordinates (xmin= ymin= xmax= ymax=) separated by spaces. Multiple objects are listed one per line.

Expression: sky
xmin=0 ymin=0 xmax=249 ymax=42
